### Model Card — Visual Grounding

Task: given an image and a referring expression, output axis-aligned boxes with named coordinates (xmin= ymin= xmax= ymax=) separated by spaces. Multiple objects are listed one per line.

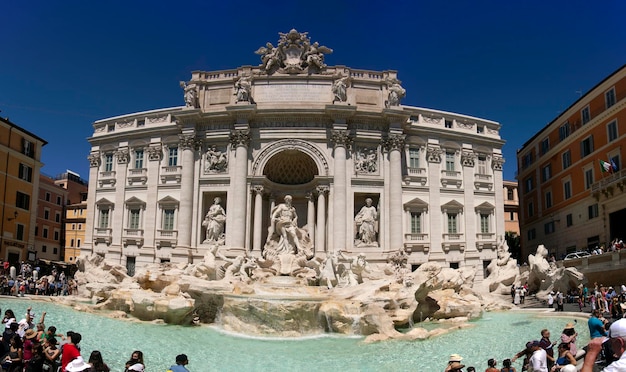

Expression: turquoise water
xmin=1 ymin=298 xmax=588 ymax=372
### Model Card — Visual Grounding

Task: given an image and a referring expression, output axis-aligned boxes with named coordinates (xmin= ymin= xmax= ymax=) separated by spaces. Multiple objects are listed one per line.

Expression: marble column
xmin=178 ymin=135 xmax=197 ymax=248
xmin=84 ymin=151 xmax=101 ymax=255
xmin=316 ymin=185 xmax=328 ymax=253
xmin=331 ymin=130 xmax=351 ymax=251
xmin=306 ymin=192 xmax=315 ymax=246
xmin=229 ymin=129 xmax=251 ymax=249
xmin=252 ymin=185 xmax=264 ymax=252
xmin=111 ymin=147 xmax=129 ymax=250
xmin=386 ymin=134 xmax=405 ymax=251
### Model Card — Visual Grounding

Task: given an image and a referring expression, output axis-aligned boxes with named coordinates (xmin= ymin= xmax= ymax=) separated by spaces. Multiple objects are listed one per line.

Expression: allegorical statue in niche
xmin=269 ymin=195 xmax=303 ymax=254
xmin=354 ymin=198 xmax=378 ymax=246
xmin=205 ymin=145 xmax=227 ymax=173
xmin=202 ymin=197 xmax=226 ymax=243
xmin=332 ymin=76 xmax=349 ymax=103
xmin=179 ymin=81 xmax=198 ymax=108
xmin=234 ymin=76 xmax=254 ymax=104
xmin=385 ymin=80 xmax=406 ymax=107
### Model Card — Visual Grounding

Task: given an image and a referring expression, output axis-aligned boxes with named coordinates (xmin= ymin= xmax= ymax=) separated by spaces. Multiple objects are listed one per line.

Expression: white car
xmin=564 ymin=251 xmax=591 ymax=260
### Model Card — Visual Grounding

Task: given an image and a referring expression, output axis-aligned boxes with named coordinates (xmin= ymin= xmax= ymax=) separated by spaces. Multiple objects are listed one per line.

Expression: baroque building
xmin=517 ymin=64 xmax=626 ymax=260
xmin=83 ymin=30 xmax=505 ymax=280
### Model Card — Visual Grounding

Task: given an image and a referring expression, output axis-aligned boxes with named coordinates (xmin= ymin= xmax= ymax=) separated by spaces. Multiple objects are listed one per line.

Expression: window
xmin=22 ymin=139 xmax=34 ymax=158
xmin=559 ymin=122 xmax=571 ymax=141
xmin=450 ymin=262 xmax=459 ymax=269
xmin=522 ymin=153 xmax=533 ymax=168
xmin=528 ymin=202 xmax=534 ymax=217
xmin=99 ymin=209 xmax=110 ymax=228
xmin=55 ymin=212 xmax=60 ymax=223
xmin=509 ymin=211 xmax=515 ymax=221
xmin=606 ymin=88 xmax=616 ymax=108
xmin=525 ymin=177 xmax=533 ymax=193
xmin=480 ymin=213 xmax=490 ymax=233
xmin=77 ymin=239 xmax=81 ymax=247
xmin=18 ymin=164 xmax=32 ymax=182
xmin=409 ymin=148 xmax=420 ymax=169
xmin=445 ymin=119 xmax=453 ymax=128
xmin=544 ymin=221 xmax=555 ymax=234
xmin=585 ymin=169 xmax=594 ymax=190
xmin=477 ymin=155 xmax=487 ymax=175
xmin=163 ymin=209 xmax=175 ymax=230
xmin=476 ymin=126 xmax=484 ymax=134
xmin=78 ymin=223 xmax=82 ymax=230
xmin=44 ymin=209 xmax=50 ymax=220
xmin=42 ymin=246 xmax=47 ymax=253
xmin=608 ymin=120 xmax=618 ymax=142
xmin=16 ymin=191 xmax=30 ymax=210
xmin=71 ymin=223 xmax=76 ymax=230
xmin=581 ymin=135 xmax=594 ymax=158
xmin=134 ymin=149 xmax=144 ymax=169
xmin=53 ymin=248 xmax=57 ymax=255
xmin=56 ymin=196 xmax=61 ymax=205
xmin=168 ymin=147 xmax=178 ymax=166
xmin=507 ymin=189 xmax=514 ymax=200
xmin=45 ymin=192 xmax=50 ymax=202
xmin=70 ymin=239 xmax=74 ymax=247
xmin=445 ymin=152 xmax=455 ymax=171
xmin=42 ymin=227 xmax=48 ymax=238
xmin=610 ymin=155 xmax=620 ymax=172
xmin=564 ymin=181 xmax=572 ymax=200
xmin=107 ymin=124 xmax=115 ymax=132
xmin=541 ymin=138 xmax=550 ymax=155
xmin=129 ymin=208 xmax=141 ymax=229
xmin=410 ymin=212 xmax=421 ymax=234
xmin=562 ymin=150 xmax=571 ymax=170
xmin=566 ymin=214 xmax=573 ymax=227
xmin=447 ymin=213 xmax=458 ymax=233
xmin=542 ymin=164 xmax=551 ymax=182
xmin=54 ymin=230 xmax=59 ymax=241
xmin=588 ymin=204 xmax=599 ymax=219
xmin=527 ymin=228 xmax=536 ymax=241
xmin=17 ymin=224 xmax=24 ymax=240
xmin=104 ymin=153 xmax=113 ymax=172
xmin=545 ymin=191 xmax=552 ymax=209
xmin=581 ymin=106 xmax=590 ymax=125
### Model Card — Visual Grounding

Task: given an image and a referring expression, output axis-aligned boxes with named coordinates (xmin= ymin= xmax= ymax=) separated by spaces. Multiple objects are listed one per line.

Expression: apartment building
xmin=503 ymin=180 xmax=520 ymax=236
xmin=517 ymin=64 xmax=626 ymax=260
xmin=34 ymin=174 xmax=67 ymax=261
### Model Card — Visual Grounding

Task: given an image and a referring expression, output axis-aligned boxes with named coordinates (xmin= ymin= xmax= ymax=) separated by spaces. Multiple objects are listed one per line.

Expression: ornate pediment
xmin=254 ymin=29 xmax=333 ymax=75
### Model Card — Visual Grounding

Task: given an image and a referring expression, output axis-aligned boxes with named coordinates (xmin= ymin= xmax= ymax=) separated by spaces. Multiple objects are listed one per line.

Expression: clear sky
xmin=1 ymin=0 xmax=625 ymax=182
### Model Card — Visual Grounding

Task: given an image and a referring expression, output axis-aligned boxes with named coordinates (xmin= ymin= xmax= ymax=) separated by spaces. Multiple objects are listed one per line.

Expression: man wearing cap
xmin=169 ymin=354 xmax=190 ymax=372
xmin=583 ymin=318 xmax=626 ymax=372
xmin=445 ymin=354 xmax=464 ymax=372
xmin=528 ymin=340 xmax=548 ymax=372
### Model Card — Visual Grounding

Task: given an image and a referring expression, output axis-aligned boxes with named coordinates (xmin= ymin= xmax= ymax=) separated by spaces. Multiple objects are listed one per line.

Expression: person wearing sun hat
xmin=445 ymin=354 xmax=465 ymax=372
xmin=582 ymin=317 xmax=626 ymax=372
xmin=560 ymin=322 xmax=578 ymax=357
xmin=65 ymin=356 xmax=91 ymax=372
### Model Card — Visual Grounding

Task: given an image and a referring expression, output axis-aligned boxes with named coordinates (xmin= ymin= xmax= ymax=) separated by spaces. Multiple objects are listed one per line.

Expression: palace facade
xmin=83 ymin=30 xmax=505 ymax=280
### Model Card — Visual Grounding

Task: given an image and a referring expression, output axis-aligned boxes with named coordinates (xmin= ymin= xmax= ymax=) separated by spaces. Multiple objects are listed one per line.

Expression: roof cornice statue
xmin=254 ymin=29 xmax=333 ymax=75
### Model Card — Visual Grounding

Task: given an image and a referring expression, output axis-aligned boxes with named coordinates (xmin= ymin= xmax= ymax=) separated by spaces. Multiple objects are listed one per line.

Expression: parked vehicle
xmin=564 ymin=251 xmax=591 ymax=260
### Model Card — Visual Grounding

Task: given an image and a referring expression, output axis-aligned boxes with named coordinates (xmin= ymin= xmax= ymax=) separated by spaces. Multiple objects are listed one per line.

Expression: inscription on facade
xmin=254 ymin=84 xmax=330 ymax=103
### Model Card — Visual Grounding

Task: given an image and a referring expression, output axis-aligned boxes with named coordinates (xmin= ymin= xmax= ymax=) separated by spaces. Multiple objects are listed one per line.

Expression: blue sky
xmin=1 ymin=1 xmax=625 ymax=182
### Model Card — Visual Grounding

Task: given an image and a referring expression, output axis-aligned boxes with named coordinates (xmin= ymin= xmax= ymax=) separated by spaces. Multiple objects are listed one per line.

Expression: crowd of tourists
xmin=0 ymin=306 xmax=191 ymax=372
xmin=0 ymin=262 xmax=77 ymax=297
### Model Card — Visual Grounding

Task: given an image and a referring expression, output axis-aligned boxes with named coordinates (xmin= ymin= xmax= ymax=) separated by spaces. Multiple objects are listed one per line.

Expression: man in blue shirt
xmin=588 ymin=309 xmax=608 ymax=338
xmin=168 ymin=354 xmax=190 ymax=372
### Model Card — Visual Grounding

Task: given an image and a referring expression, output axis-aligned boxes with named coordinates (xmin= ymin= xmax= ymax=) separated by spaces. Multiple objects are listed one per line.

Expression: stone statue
xmin=255 ymin=42 xmax=283 ymax=72
xmin=303 ymin=41 xmax=332 ymax=70
xmin=332 ymin=76 xmax=349 ymax=103
xmin=205 ymin=145 xmax=228 ymax=173
xmin=179 ymin=81 xmax=198 ymax=108
xmin=484 ymin=236 xmax=520 ymax=293
xmin=269 ymin=195 xmax=303 ymax=254
xmin=386 ymin=80 xmax=406 ymax=107
xmin=338 ymin=251 xmax=371 ymax=284
xmin=355 ymin=198 xmax=378 ymax=246
xmin=234 ymin=76 xmax=254 ymax=104
xmin=202 ymin=197 xmax=226 ymax=243
xmin=318 ymin=252 xmax=339 ymax=289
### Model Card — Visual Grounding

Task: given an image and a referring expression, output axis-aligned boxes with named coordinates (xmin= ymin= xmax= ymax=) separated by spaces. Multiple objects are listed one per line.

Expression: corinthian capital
xmin=146 ymin=145 xmax=163 ymax=161
xmin=230 ymin=129 xmax=251 ymax=148
xmin=492 ymin=155 xmax=505 ymax=171
xmin=427 ymin=145 xmax=443 ymax=163
xmin=88 ymin=151 xmax=101 ymax=167
xmin=330 ymin=129 xmax=352 ymax=149
xmin=179 ymin=134 xmax=199 ymax=150
xmin=383 ymin=133 xmax=405 ymax=152
xmin=115 ymin=148 xmax=129 ymax=164
xmin=461 ymin=150 xmax=476 ymax=167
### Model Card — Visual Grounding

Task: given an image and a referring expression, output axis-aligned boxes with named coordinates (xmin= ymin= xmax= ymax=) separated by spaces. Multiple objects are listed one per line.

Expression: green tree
xmin=505 ymin=231 xmax=521 ymax=260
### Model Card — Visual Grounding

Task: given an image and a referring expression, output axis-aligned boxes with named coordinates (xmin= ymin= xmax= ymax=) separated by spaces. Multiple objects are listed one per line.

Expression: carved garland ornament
xmin=252 ymin=139 xmax=329 ymax=176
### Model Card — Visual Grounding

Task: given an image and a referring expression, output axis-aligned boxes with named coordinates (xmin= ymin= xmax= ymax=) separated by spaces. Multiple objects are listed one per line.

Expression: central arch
xmin=252 ymin=139 xmax=329 ymax=177
xmin=263 ymin=149 xmax=318 ymax=184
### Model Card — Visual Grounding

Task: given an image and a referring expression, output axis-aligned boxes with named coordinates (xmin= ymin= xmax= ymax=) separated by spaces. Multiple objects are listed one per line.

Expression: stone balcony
xmin=156 ymin=230 xmax=178 ymax=248
xmin=93 ymin=227 xmax=112 ymax=245
xmin=128 ymin=168 xmax=148 ymax=185
xmin=441 ymin=170 xmax=462 ymax=188
xmin=404 ymin=233 xmax=429 ymax=252
xmin=160 ymin=166 xmax=182 ymax=184
xmin=591 ymin=169 xmax=626 ymax=199
xmin=123 ymin=228 xmax=144 ymax=247
xmin=475 ymin=232 xmax=496 ymax=251
xmin=98 ymin=171 xmax=116 ymax=187
xmin=474 ymin=173 xmax=493 ymax=190
xmin=406 ymin=167 xmax=427 ymax=185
